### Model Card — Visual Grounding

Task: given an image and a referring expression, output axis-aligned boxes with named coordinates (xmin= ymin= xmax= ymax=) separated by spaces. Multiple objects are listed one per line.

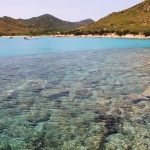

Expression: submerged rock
xmin=126 ymin=93 xmax=149 ymax=104
xmin=115 ymin=80 xmax=124 ymax=86
xmin=41 ymin=89 xmax=69 ymax=98
xmin=31 ymin=79 xmax=48 ymax=92
xmin=0 ymin=90 xmax=17 ymax=101
xmin=53 ymin=100 xmax=62 ymax=108
xmin=25 ymin=110 xmax=51 ymax=124
xmin=95 ymin=115 xmax=122 ymax=134
xmin=142 ymin=86 xmax=150 ymax=98
xmin=0 ymin=120 xmax=8 ymax=133
xmin=74 ymin=89 xmax=93 ymax=98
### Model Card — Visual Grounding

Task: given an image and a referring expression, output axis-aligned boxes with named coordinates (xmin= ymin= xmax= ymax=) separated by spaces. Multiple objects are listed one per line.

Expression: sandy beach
xmin=2 ymin=33 xmax=150 ymax=39
xmin=51 ymin=34 xmax=150 ymax=39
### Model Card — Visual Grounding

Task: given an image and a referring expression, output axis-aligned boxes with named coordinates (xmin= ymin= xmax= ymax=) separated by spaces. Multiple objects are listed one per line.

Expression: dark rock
xmin=95 ymin=115 xmax=121 ymax=134
xmin=74 ymin=89 xmax=92 ymax=98
xmin=53 ymin=101 xmax=62 ymax=108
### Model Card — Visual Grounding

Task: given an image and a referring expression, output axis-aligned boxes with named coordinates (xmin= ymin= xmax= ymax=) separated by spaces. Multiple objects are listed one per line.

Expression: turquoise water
xmin=0 ymin=37 xmax=150 ymax=149
xmin=0 ymin=37 xmax=150 ymax=57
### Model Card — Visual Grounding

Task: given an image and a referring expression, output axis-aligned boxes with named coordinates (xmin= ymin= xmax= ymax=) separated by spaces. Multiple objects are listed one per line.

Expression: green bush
xmin=0 ymin=32 xmax=5 ymax=36
xmin=93 ymin=30 xmax=99 ymax=35
xmin=116 ymin=31 xmax=123 ymax=36
xmin=122 ymin=30 xmax=129 ymax=35
xmin=73 ymin=31 xmax=83 ymax=35
xmin=110 ymin=30 xmax=115 ymax=33
xmin=129 ymin=31 xmax=139 ymax=35
xmin=86 ymin=31 xmax=93 ymax=35
xmin=115 ymin=30 xmax=130 ymax=36
xmin=97 ymin=29 xmax=105 ymax=35
xmin=143 ymin=31 xmax=150 ymax=37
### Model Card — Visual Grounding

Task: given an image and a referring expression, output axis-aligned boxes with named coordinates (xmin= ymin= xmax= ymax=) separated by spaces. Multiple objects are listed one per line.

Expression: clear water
xmin=0 ymin=37 xmax=150 ymax=57
xmin=0 ymin=37 xmax=150 ymax=150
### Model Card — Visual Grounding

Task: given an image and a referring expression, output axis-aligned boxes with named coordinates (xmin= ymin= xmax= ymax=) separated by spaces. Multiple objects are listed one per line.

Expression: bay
xmin=0 ymin=37 xmax=150 ymax=149
xmin=0 ymin=37 xmax=150 ymax=57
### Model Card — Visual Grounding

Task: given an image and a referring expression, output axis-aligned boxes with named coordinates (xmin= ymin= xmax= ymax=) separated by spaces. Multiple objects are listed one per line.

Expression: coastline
xmin=2 ymin=34 xmax=150 ymax=39
xmin=50 ymin=34 xmax=150 ymax=39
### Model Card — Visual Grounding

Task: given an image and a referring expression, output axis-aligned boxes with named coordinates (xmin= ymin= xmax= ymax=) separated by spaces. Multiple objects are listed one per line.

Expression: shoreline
xmin=1 ymin=34 xmax=150 ymax=39
xmin=50 ymin=34 xmax=150 ymax=39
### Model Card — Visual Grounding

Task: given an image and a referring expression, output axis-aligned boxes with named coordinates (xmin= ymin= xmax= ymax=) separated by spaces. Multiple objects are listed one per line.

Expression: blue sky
xmin=1 ymin=0 xmax=144 ymax=21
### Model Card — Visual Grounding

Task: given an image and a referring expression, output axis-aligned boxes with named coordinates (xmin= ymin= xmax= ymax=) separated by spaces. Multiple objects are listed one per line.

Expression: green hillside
xmin=80 ymin=0 xmax=150 ymax=35
xmin=22 ymin=14 xmax=94 ymax=31
xmin=0 ymin=14 xmax=94 ymax=36
xmin=0 ymin=16 xmax=36 ymax=36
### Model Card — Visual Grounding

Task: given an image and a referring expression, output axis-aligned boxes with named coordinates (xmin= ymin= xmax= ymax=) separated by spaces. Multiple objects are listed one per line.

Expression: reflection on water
xmin=0 ymin=48 xmax=150 ymax=149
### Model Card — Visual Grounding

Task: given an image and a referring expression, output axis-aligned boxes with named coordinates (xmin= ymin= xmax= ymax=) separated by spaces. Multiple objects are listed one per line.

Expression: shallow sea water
xmin=0 ymin=37 xmax=150 ymax=150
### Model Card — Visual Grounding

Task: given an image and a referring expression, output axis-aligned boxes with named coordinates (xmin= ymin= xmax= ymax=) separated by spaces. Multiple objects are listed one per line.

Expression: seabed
xmin=0 ymin=48 xmax=150 ymax=150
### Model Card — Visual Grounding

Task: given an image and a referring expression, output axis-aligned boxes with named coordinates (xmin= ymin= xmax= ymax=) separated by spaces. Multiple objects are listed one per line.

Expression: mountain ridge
xmin=0 ymin=0 xmax=150 ymax=36
xmin=0 ymin=14 xmax=94 ymax=35
xmin=21 ymin=14 xmax=94 ymax=31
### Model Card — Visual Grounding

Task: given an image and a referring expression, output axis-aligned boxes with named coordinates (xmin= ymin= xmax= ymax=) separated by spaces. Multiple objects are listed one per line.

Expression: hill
xmin=79 ymin=0 xmax=150 ymax=35
xmin=0 ymin=14 xmax=94 ymax=36
xmin=0 ymin=16 xmax=37 ymax=35
xmin=22 ymin=14 xmax=94 ymax=31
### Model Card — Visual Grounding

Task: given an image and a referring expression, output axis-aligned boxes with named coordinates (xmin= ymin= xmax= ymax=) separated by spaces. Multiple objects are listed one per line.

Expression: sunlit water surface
xmin=0 ymin=37 xmax=150 ymax=149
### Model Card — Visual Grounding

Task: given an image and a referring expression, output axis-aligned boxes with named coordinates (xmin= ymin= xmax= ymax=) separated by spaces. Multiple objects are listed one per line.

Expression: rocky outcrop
xmin=41 ymin=89 xmax=70 ymax=99
xmin=142 ymin=86 xmax=150 ymax=98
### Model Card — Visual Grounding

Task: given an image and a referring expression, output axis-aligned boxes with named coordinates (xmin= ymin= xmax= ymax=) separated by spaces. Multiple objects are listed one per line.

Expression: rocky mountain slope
xmin=80 ymin=0 xmax=150 ymax=33
xmin=0 ymin=14 xmax=94 ymax=35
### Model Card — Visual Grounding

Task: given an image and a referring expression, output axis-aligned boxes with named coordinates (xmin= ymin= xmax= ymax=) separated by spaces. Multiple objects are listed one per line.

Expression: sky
xmin=0 ymin=0 xmax=144 ymax=22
